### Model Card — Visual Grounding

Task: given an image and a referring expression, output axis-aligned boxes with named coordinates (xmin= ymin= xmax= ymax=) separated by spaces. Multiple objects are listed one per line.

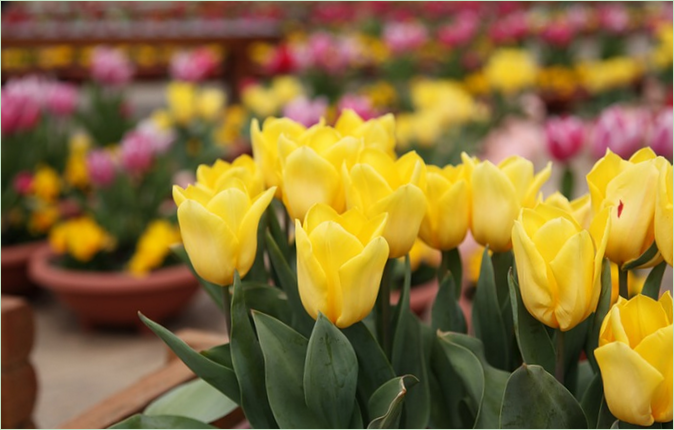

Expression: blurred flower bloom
xmin=13 ymin=171 xmax=33 ymax=195
xmin=31 ymin=166 xmax=61 ymax=202
xmin=46 ymin=82 xmax=78 ymax=117
xmin=591 ymin=106 xmax=646 ymax=160
xmin=383 ymin=21 xmax=429 ymax=54
xmin=282 ymin=96 xmax=328 ymax=127
xmin=484 ymin=48 xmax=538 ymax=95
xmin=87 ymin=149 xmax=117 ymax=187
xmin=170 ymin=48 xmax=218 ymax=82
xmin=128 ymin=220 xmax=182 ymax=276
xmin=545 ymin=116 xmax=586 ymax=162
xmin=1 ymin=92 xmax=41 ymax=134
xmin=120 ymin=130 xmax=155 ymax=175
xmin=649 ymin=109 xmax=673 ymax=160
xmin=438 ymin=11 xmax=479 ymax=47
xmin=90 ymin=47 xmax=134 ymax=86
xmin=337 ymin=94 xmax=377 ymax=121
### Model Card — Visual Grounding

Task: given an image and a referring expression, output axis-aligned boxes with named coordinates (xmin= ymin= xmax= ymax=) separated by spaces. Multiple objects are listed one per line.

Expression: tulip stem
xmin=555 ymin=330 xmax=565 ymax=385
xmin=223 ymin=285 xmax=232 ymax=337
xmin=378 ymin=259 xmax=395 ymax=358
xmin=561 ymin=165 xmax=574 ymax=199
xmin=619 ymin=268 xmax=629 ymax=299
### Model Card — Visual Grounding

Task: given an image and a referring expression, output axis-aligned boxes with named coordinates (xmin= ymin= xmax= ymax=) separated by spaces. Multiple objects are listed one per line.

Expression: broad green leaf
xmin=253 ymin=312 xmax=325 ymax=428
xmin=241 ymin=282 xmax=292 ymax=326
xmin=230 ymin=272 xmax=277 ymax=428
xmin=438 ymin=332 xmax=509 ymax=428
xmin=573 ymin=360 xmax=595 ymax=401
xmin=304 ymin=314 xmax=358 ymax=429
xmin=500 ymin=364 xmax=588 ymax=429
xmin=200 ymin=344 xmax=232 ymax=368
xmin=139 ymin=314 xmax=240 ymax=404
xmin=581 ymin=373 xmax=604 ymax=429
xmin=367 ymin=375 xmax=419 ymax=429
xmin=242 ymin=210 xmax=269 ymax=283
xmin=429 ymin=337 xmax=469 ymax=428
xmin=472 ymin=247 xmax=509 ymax=370
xmin=343 ymin=321 xmax=395 ymax=412
xmin=432 ymin=275 xmax=467 ymax=334
xmin=508 ymin=270 xmax=555 ymax=375
xmin=265 ymin=231 xmax=314 ymax=337
xmin=440 ymin=248 xmax=463 ymax=300
xmin=563 ymin=319 xmax=591 ymax=395
xmin=586 ymin=259 xmax=612 ymax=373
xmin=144 ymin=379 xmax=237 ymax=423
xmin=597 ymin=396 xmax=618 ymax=429
xmin=642 ymin=261 xmax=667 ymax=300
xmin=267 ymin=200 xmax=291 ymax=258
xmin=110 ymin=414 xmax=216 ymax=429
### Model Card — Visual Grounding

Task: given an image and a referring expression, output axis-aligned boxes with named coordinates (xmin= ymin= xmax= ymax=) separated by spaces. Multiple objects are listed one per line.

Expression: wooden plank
xmin=1 ymin=296 xmax=35 ymax=368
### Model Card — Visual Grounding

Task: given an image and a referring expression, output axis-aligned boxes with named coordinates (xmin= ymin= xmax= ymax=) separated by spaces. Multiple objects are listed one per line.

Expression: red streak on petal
xmin=618 ymin=200 xmax=624 ymax=218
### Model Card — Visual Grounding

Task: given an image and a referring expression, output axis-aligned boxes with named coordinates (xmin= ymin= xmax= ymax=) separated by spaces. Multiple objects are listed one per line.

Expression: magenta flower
xmin=591 ymin=106 xmax=646 ymax=159
xmin=545 ymin=116 xmax=586 ymax=162
xmin=337 ymin=94 xmax=377 ymax=121
xmin=13 ymin=171 xmax=33 ymax=195
xmin=649 ymin=108 xmax=673 ymax=160
xmin=282 ymin=96 xmax=328 ymax=127
xmin=120 ymin=131 xmax=154 ymax=175
xmin=488 ymin=11 xmax=529 ymax=45
xmin=540 ymin=19 xmax=575 ymax=47
xmin=1 ymin=92 xmax=41 ymax=134
xmin=598 ymin=4 xmax=630 ymax=34
xmin=91 ymin=47 xmax=134 ymax=86
xmin=87 ymin=149 xmax=117 ymax=187
xmin=46 ymin=82 xmax=79 ymax=117
xmin=438 ymin=12 xmax=479 ymax=48
xmin=383 ymin=21 xmax=428 ymax=54
xmin=170 ymin=48 xmax=218 ymax=82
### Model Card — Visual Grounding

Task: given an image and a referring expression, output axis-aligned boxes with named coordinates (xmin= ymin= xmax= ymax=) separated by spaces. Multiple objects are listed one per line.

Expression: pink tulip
xmin=591 ymin=106 xmax=646 ymax=159
xmin=170 ymin=48 xmax=218 ymax=82
xmin=337 ymin=94 xmax=378 ymax=121
xmin=540 ymin=19 xmax=575 ymax=47
xmin=120 ymin=131 xmax=154 ymax=175
xmin=87 ymin=149 xmax=116 ymax=187
xmin=488 ymin=11 xmax=529 ymax=44
xmin=545 ymin=116 xmax=585 ymax=162
xmin=649 ymin=108 xmax=673 ymax=160
xmin=598 ymin=4 xmax=630 ymax=34
xmin=282 ymin=96 xmax=328 ymax=127
xmin=2 ymin=92 xmax=41 ymax=134
xmin=46 ymin=82 xmax=79 ymax=117
xmin=13 ymin=171 xmax=33 ymax=195
xmin=137 ymin=120 xmax=175 ymax=154
xmin=383 ymin=21 xmax=428 ymax=54
xmin=91 ymin=47 xmax=134 ymax=86
xmin=438 ymin=12 xmax=479 ymax=48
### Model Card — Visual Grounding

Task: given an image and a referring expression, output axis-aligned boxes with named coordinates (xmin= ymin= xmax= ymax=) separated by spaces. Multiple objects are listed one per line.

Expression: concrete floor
xmin=30 ymin=289 xmax=226 ymax=429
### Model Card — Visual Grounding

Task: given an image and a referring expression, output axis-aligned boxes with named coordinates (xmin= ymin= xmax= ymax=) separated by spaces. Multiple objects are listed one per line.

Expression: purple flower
xmin=87 ymin=149 xmax=116 ymax=187
xmin=46 ymin=82 xmax=79 ymax=117
xmin=282 ymin=96 xmax=328 ymax=127
xmin=91 ymin=47 xmax=134 ymax=86
xmin=120 ymin=131 xmax=154 ymax=174
xmin=591 ymin=106 xmax=646 ymax=159
xmin=649 ymin=108 xmax=673 ymax=160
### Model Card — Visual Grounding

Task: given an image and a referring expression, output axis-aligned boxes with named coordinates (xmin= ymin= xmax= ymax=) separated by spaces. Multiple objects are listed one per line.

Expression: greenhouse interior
xmin=2 ymin=2 xmax=673 ymax=429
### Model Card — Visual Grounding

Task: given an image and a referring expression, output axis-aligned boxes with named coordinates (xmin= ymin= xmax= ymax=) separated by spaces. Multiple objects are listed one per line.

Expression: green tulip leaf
xmin=581 ymin=373 xmax=604 ymax=429
xmin=472 ymin=247 xmax=509 ymax=370
xmin=642 ymin=261 xmax=667 ymax=300
xmin=200 ymin=344 xmax=233 ymax=368
xmin=439 ymin=248 xmax=463 ymax=300
xmin=572 ymin=359 xmax=595 ymax=400
xmin=230 ymin=272 xmax=277 ymax=429
xmin=144 ymin=379 xmax=238 ymax=424
xmin=110 ymin=414 xmax=217 ymax=429
xmin=586 ymin=259 xmax=613 ymax=373
xmin=138 ymin=313 xmax=240 ymax=404
xmin=429 ymin=337 xmax=469 ymax=428
xmin=242 ymin=211 xmax=269 ymax=283
xmin=432 ymin=274 xmax=467 ymax=334
xmin=437 ymin=332 xmax=509 ymax=429
xmin=253 ymin=311 xmax=325 ymax=428
xmin=622 ymin=241 xmax=660 ymax=271
xmin=304 ymin=314 xmax=358 ymax=429
xmin=508 ymin=269 xmax=555 ymax=375
xmin=500 ymin=364 xmax=588 ymax=429
xmin=612 ymin=421 xmax=664 ymax=429
xmin=267 ymin=200 xmax=292 ymax=258
xmin=265 ymin=231 xmax=314 ymax=337
xmin=563 ymin=319 xmax=592 ymax=395
xmin=241 ymin=281 xmax=292 ymax=325
xmin=171 ymin=244 xmax=225 ymax=312
xmin=367 ymin=375 xmax=419 ymax=429
xmin=597 ymin=396 xmax=618 ymax=429
xmin=342 ymin=322 xmax=395 ymax=417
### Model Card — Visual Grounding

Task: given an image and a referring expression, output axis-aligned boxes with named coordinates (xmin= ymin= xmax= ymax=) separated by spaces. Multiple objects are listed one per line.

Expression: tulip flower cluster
xmin=136 ymin=111 xmax=673 ymax=430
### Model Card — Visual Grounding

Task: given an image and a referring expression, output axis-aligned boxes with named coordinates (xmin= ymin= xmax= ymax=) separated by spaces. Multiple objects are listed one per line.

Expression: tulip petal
xmin=500 ymin=156 xmax=534 ymax=203
xmin=282 ymin=146 xmax=341 ymax=220
xmin=634 ymin=325 xmax=673 ymax=423
xmin=549 ymin=230 xmax=595 ymax=331
xmin=523 ymin=162 xmax=552 ymax=208
xmin=347 ymin=163 xmax=393 ymax=210
xmin=599 ymin=302 xmax=630 ymax=346
xmin=531 ymin=217 xmax=578 ymax=262
xmin=304 ymin=203 xmax=342 ymax=235
xmin=371 ymin=184 xmax=427 ymax=258
xmin=629 ymin=147 xmax=658 ymax=163
xmin=589 ymin=206 xmax=611 ymax=307
xmin=295 ymin=220 xmax=331 ymax=322
xmin=334 ymin=109 xmax=364 ymax=135
xmin=351 ymin=212 xmax=388 ymax=246
xmin=321 ymin=137 xmax=362 ymax=171
xmin=619 ymin=295 xmax=670 ymax=348
xmin=207 ymin=188 xmax=250 ymax=232
xmin=471 ymin=161 xmax=519 ymax=252
xmin=173 ymin=184 xmax=213 ymax=207
xmin=177 ymin=200 xmax=239 ymax=286
xmin=336 ymin=236 xmax=389 ymax=328
xmin=586 ymin=150 xmax=626 ymax=214
xmin=660 ymin=291 xmax=673 ymax=324
xmin=236 ymin=188 xmax=276 ymax=277
xmin=595 ymin=342 xmax=663 ymax=427
xmin=655 ymin=164 xmax=673 ymax=266
xmin=512 ymin=220 xmax=558 ymax=328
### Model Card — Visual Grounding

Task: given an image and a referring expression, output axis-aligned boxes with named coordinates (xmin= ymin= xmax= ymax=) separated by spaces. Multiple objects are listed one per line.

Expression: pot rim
xmin=28 ymin=245 xmax=199 ymax=295
xmin=2 ymin=240 xmax=47 ymax=267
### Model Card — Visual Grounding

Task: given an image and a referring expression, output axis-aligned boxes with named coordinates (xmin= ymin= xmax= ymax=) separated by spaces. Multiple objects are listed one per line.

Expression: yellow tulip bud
xmin=587 ymin=148 xmax=667 ymax=267
xmin=32 ymin=166 xmax=62 ymax=202
xmin=278 ymin=130 xmax=362 ymax=221
xmin=544 ymin=192 xmax=592 ymax=229
xmin=167 ymin=82 xmax=196 ymax=125
xmin=250 ymin=117 xmax=306 ymax=195
xmin=196 ymin=88 xmax=225 ymax=122
xmin=512 ymin=202 xmax=610 ymax=331
xmin=344 ymin=150 xmax=428 ymax=258
xmin=463 ymin=153 xmax=552 ymax=252
xmin=595 ymin=293 xmax=673 ymax=426
xmin=174 ymin=184 xmax=276 ymax=286
xmin=334 ymin=109 xmax=396 ymax=157
xmin=295 ymin=204 xmax=389 ymax=328
xmin=196 ymin=155 xmax=264 ymax=197
xmin=419 ymin=164 xmax=470 ymax=250
xmin=655 ymin=162 xmax=673 ymax=266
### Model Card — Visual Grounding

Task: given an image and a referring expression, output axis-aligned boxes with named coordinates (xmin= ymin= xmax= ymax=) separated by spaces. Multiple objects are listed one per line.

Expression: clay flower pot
xmin=28 ymin=246 xmax=200 ymax=331
xmin=1 ymin=241 xmax=46 ymax=296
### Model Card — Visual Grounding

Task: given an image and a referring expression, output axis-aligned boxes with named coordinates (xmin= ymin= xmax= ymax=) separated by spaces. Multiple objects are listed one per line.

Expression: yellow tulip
xmin=49 ymin=217 xmax=112 ymax=262
xmin=463 ymin=153 xmax=552 ymax=252
xmin=295 ymin=204 xmax=389 ymax=328
xmin=595 ymin=293 xmax=673 ymax=426
xmin=334 ymin=109 xmax=396 ymax=157
xmin=587 ymin=148 xmax=667 ymax=267
xmin=512 ymin=202 xmax=610 ymax=331
xmin=278 ymin=131 xmax=361 ymax=221
xmin=167 ymin=82 xmax=196 ymax=125
xmin=484 ymin=48 xmax=538 ymax=95
xmin=655 ymin=162 xmax=673 ymax=266
xmin=173 ymin=183 xmax=276 ymax=286
xmin=609 ymin=263 xmax=645 ymax=305
xmin=250 ymin=117 xmax=307 ymax=194
xmin=544 ymin=192 xmax=592 ymax=229
xmin=419 ymin=164 xmax=470 ymax=251
xmin=32 ymin=166 xmax=62 ymax=202
xmin=344 ymin=149 xmax=427 ymax=258
xmin=196 ymin=88 xmax=225 ymax=122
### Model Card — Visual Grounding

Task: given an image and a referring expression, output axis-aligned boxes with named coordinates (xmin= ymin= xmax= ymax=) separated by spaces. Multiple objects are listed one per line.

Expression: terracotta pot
xmin=28 ymin=246 xmax=200 ymax=331
xmin=1 ymin=241 xmax=45 ymax=296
